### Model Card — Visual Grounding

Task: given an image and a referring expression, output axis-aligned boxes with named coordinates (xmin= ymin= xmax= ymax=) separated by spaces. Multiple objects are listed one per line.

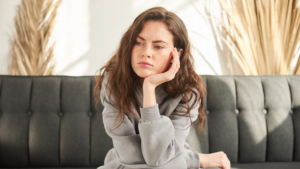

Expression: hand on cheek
xmin=144 ymin=47 xmax=180 ymax=88
xmin=163 ymin=53 xmax=173 ymax=73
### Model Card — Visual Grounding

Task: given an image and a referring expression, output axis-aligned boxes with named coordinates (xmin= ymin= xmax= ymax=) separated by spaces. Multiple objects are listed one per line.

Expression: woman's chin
xmin=136 ymin=71 xmax=153 ymax=78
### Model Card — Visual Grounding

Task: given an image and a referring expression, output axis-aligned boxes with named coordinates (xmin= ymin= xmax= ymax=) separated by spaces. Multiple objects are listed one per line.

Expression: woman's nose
xmin=141 ymin=45 xmax=152 ymax=58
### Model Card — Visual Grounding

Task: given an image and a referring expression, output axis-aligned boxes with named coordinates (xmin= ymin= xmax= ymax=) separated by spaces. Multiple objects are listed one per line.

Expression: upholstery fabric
xmin=0 ymin=75 xmax=299 ymax=169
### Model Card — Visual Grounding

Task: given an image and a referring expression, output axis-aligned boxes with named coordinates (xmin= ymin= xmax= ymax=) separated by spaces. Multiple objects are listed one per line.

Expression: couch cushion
xmin=231 ymin=162 xmax=300 ymax=169
xmin=187 ymin=75 xmax=300 ymax=163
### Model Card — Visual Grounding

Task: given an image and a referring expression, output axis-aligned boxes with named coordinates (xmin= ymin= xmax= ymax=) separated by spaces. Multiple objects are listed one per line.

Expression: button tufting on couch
xmin=0 ymin=75 xmax=300 ymax=169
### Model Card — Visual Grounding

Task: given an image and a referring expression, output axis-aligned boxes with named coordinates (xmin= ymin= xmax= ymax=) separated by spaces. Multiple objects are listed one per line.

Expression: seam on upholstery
xmin=207 ymin=77 xmax=211 ymax=154
xmin=234 ymin=77 xmax=239 ymax=163
xmin=234 ymin=77 xmax=238 ymax=110
xmin=28 ymin=78 xmax=33 ymax=166
xmin=205 ymin=76 xmax=210 ymax=154
xmin=90 ymin=78 xmax=92 ymax=166
xmin=287 ymin=76 xmax=293 ymax=108
xmin=59 ymin=78 xmax=62 ymax=166
xmin=261 ymin=77 xmax=268 ymax=162
xmin=287 ymin=76 xmax=295 ymax=161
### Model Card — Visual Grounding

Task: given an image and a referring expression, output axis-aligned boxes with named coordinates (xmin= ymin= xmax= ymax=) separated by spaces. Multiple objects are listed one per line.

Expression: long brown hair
xmin=93 ymin=7 xmax=207 ymax=136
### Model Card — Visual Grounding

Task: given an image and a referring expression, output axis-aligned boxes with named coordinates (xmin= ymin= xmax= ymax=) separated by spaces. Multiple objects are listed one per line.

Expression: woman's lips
xmin=138 ymin=63 xmax=152 ymax=68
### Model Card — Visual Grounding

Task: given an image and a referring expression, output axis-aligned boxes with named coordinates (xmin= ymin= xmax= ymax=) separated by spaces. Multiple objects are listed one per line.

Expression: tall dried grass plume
xmin=193 ymin=0 xmax=300 ymax=75
xmin=8 ymin=0 xmax=62 ymax=75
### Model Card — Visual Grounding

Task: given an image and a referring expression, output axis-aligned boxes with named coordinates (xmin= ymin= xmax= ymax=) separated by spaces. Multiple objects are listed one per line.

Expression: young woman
xmin=93 ymin=7 xmax=230 ymax=169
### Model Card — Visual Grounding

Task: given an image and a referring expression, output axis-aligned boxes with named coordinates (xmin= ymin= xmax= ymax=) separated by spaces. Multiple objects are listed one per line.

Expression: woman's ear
xmin=178 ymin=49 xmax=183 ymax=58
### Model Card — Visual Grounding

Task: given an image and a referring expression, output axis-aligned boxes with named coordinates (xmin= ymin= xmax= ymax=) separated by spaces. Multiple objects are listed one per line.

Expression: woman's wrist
xmin=198 ymin=153 xmax=206 ymax=168
xmin=142 ymin=82 xmax=156 ymax=108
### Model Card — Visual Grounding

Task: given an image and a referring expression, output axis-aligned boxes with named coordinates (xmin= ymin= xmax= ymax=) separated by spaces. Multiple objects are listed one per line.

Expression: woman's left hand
xmin=143 ymin=47 xmax=180 ymax=89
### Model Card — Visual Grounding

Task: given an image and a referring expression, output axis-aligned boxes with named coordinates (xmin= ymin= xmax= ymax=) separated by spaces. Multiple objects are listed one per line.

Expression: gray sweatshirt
xmin=97 ymin=73 xmax=202 ymax=169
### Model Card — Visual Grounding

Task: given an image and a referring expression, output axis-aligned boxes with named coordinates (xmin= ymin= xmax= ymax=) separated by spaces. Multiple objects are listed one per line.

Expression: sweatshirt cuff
xmin=140 ymin=104 xmax=161 ymax=122
xmin=194 ymin=151 xmax=201 ymax=168
xmin=184 ymin=150 xmax=201 ymax=169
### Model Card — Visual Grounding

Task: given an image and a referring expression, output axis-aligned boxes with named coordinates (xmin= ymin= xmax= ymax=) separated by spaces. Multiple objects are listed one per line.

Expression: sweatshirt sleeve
xmin=100 ymin=78 xmax=146 ymax=165
xmin=138 ymin=90 xmax=201 ymax=168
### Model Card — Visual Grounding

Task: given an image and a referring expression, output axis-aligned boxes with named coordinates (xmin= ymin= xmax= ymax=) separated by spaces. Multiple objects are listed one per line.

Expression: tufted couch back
xmin=187 ymin=75 xmax=300 ymax=165
xmin=0 ymin=75 xmax=300 ymax=168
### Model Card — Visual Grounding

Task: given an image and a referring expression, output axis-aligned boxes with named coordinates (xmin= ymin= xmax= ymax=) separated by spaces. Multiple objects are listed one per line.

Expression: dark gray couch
xmin=0 ymin=75 xmax=299 ymax=169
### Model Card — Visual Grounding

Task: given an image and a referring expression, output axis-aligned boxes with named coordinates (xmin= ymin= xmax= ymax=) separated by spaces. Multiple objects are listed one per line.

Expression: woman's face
xmin=131 ymin=20 xmax=181 ymax=85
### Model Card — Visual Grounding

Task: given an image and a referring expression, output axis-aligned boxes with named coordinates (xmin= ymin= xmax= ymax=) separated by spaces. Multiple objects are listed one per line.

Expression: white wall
xmin=0 ymin=0 xmax=244 ymax=76
xmin=0 ymin=0 xmax=21 ymax=75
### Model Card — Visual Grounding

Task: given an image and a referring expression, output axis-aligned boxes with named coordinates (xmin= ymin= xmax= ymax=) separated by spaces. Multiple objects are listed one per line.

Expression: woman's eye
xmin=135 ymin=42 xmax=163 ymax=49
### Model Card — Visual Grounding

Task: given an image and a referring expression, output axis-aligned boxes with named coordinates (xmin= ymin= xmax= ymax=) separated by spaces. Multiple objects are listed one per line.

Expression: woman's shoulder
xmin=102 ymin=72 xmax=111 ymax=86
xmin=101 ymin=72 xmax=114 ymax=94
xmin=100 ymin=72 xmax=115 ymax=105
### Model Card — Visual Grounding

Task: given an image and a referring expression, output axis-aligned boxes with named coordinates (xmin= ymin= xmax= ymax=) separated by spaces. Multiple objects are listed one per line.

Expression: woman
xmin=93 ymin=6 xmax=231 ymax=169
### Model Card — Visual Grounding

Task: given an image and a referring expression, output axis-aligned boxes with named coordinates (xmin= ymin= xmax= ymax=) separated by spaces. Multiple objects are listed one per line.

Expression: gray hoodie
xmin=97 ymin=73 xmax=202 ymax=169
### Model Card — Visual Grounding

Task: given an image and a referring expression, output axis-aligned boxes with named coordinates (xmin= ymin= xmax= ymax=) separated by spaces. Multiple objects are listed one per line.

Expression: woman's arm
xmin=101 ymin=83 xmax=146 ymax=165
xmin=139 ymin=86 xmax=201 ymax=168
xmin=137 ymin=47 xmax=202 ymax=168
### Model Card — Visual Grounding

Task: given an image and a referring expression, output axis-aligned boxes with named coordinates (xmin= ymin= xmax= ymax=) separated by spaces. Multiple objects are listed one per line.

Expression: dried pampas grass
xmin=9 ymin=0 xmax=62 ymax=76
xmin=220 ymin=0 xmax=300 ymax=75
xmin=194 ymin=0 xmax=300 ymax=75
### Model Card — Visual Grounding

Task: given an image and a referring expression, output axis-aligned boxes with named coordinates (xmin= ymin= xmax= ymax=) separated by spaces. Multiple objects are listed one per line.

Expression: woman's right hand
xmin=198 ymin=152 xmax=231 ymax=169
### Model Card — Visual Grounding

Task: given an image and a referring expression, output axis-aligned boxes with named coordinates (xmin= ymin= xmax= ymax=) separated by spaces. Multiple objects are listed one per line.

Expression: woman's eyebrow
xmin=137 ymin=36 xmax=168 ymax=44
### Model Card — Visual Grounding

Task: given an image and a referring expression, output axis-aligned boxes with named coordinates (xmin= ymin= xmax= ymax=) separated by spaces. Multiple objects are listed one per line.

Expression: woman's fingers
xmin=172 ymin=50 xmax=180 ymax=71
xmin=175 ymin=48 xmax=180 ymax=69
xmin=164 ymin=47 xmax=180 ymax=81
xmin=222 ymin=153 xmax=230 ymax=169
xmin=227 ymin=157 xmax=231 ymax=169
xmin=172 ymin=48 xmax=180 ymax=70
xmin=199 ymin=152 xmax=231 ymax=169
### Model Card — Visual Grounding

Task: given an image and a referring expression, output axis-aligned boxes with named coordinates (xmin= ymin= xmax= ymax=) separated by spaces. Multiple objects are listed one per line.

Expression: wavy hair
xmin=93 ymin=7 xmax=207 ymax=136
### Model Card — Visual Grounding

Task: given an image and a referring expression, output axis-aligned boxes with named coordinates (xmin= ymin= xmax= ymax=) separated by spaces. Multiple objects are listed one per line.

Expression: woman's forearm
xmin=142 ymin=83 xmax=156 ymax=108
